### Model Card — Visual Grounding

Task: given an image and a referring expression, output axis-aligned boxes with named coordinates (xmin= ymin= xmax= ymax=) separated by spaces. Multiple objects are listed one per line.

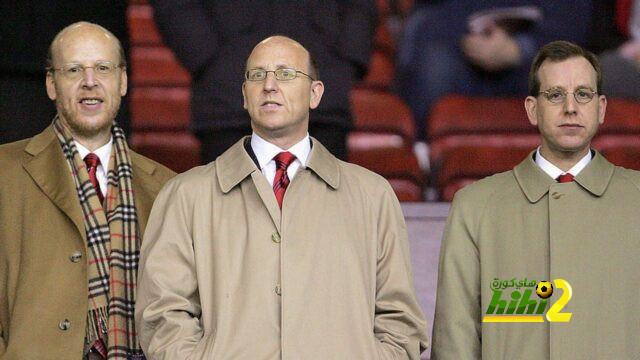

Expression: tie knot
xmin=274 ymin=151 xmax=296 ymax=170
xmin=556 ymin=173 xmax=575 ymax=183
xmin=84 ymin=153 xmax=101 ymax=169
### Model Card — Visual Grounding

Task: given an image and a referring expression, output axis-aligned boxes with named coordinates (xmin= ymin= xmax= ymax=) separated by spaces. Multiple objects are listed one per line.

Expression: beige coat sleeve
xmin=374 ymin=183 xmax=429 ymax=359
xmin=430 ymin=191 xmax=482 ymax=360
xmin=135 ymin=178 xmax=206 ymax=360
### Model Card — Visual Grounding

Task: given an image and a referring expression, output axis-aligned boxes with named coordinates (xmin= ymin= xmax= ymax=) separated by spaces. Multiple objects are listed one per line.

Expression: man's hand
xmin=461 ymin=25 xmax=522 ymax=71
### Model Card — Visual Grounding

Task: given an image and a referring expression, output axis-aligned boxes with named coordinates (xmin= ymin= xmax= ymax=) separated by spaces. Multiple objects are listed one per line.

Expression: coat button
xmin=59 ymin=319 xmax=71 ymax=330
xmin=551 ymin=192 xmax=563 ymax=199
xmin=69 ymin=251 xmax=82 ymax=263
xmin=271 ymin=233 xmax=281 ymax=243
xmin=275 ymin=284 xmax=281 ymax=296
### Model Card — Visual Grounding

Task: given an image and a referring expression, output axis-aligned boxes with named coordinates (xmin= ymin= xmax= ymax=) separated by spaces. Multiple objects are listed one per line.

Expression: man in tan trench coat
xmin=431 ymin=41 xmax=640 ymax=359
xmin=0 ymin=23 xmax=175 ymax=359
xmin=135 ymin=36 xmax=428 ymax=359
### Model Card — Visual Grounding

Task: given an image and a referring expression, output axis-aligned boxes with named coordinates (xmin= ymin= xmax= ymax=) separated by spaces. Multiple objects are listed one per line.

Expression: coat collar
xmin=22 ymin=125 xmax=163 ymax=241
xmin=305 ymin=137 xmax=340 ymax=190
xmin=514 ymin=149 xmax=615 ymax=203
xmin=23 ymin=126 xmax=86 ymax=240
xmin=216 ymin=136 xmax=340 ymax=193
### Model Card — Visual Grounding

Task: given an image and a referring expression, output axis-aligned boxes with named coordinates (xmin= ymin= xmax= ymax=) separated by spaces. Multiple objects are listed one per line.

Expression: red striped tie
xmin=273 ymin=152 xmax=296 ymax=208
xmin=84 ymin=153 xmax=104 ymax=204
xmin=556 ymin=173 xmax=574 ymax=183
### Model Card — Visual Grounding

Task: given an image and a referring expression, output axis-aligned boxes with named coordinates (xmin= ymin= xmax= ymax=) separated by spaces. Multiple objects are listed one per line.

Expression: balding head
xmin=47 ymin=22 xmax=126 ymax=71
xmin=246 ymin=36 xmax=319 ymax=80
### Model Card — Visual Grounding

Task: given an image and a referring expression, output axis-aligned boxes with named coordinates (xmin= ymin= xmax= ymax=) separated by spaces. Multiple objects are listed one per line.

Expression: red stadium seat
xmin=349 ymin=146 xmax=424 ymax=201
xmin=374 ymin=21 xmax=395 ymax=56
xmin=131 ymin=47 xmax=190 ymax=87
xmin=428 ymin=95 xmax=533 ymax=140
xmin=430 ymin=133 xmax=540 ymax=170
xmin=436 ymin=141 xmax=534 ymax=188
xmin=130 ymin=132 xmax=200 ymax=173
xmin=441 ymin=179 xmax=477 ymax=202
xmin=348 ymin=132 xmax=405 ymax=151
xmin=593 ymin=134 xmax=640 ymax=170
xmin=388 ymin=179 xmax=423 ymax=202
xmin=131 ymin=87 xmax=190 ymax=131
xmin=359 ymin=50 xmax=395 ymax=90
xmin=127 ymin=4 xmax=163 ymax=46
xmin=600 ymin=146 xmax=640 ymax=171
xmin=350 ymin=88 xmax=415 ymax=144
xmin=599 ymin=98 xmax=640 ymax=134
xmin=349 ymin=146 xmax=423 ymax=184
xmin=432 ymin=135 xmax=538 ymax=201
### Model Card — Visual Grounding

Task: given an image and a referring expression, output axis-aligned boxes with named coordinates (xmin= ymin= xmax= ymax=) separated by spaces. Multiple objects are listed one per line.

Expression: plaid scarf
xmin=53 ymin=118 xmax=144 ymax=359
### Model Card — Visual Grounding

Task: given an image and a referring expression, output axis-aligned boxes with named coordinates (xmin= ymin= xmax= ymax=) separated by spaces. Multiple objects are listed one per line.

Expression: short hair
xmin=528 ymin=40 xmax=601 ymax=96
xmin=45 ymin=22 xmax=127 ymax=71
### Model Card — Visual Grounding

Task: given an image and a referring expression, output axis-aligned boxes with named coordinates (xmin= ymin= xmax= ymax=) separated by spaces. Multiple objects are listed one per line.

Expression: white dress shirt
xmin=75 ymin=138 xmax=112 ymax=196
xmin=535 ymin=147 xmax=592 ymax=180
xmin=250 ymin=133 xmax=311 ymax=187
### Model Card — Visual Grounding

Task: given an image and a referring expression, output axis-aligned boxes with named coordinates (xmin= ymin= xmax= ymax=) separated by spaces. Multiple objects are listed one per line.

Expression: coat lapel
xmin=513 ymin=151 xmax=555 ymax=203
xmin=130 ymin=152 xmax=160 ymax=239
xmin=22 ymin=126 xmax=86 ymax=242
xmin=573 ymin=150 xmax=614 ymax=197
xmin=216 ymin=137 xmax=284 ymax=228
xmin=304 ymin=137 xmax=340 ymax=190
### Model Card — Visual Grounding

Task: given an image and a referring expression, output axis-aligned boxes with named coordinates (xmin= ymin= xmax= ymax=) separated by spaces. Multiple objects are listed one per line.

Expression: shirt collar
xmin=216 ymin=136 xmax=340 ymax=193
xmin=250 ymin=132 xmax=311 ymax=169
xmin=516 ymin=149 xmax=615 ymax=203
xmin=535 ymin=147 xmax=592 ymax=180
xmin=75 ymin=137 xmax=113 ymax=168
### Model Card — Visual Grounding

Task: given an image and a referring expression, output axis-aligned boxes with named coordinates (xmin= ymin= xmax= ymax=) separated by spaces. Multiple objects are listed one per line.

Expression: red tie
xmin=556 ymin=173 xmax=575 ymax=183
xmin=273 ymin=152 xmax=296 ymax=208
xmin=84 ymin=153 xmax=104 ymax=204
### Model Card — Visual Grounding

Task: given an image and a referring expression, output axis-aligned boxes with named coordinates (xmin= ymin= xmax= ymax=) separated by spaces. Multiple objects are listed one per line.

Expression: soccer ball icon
xmin=536 ymin=281 xmax=553 ymax=299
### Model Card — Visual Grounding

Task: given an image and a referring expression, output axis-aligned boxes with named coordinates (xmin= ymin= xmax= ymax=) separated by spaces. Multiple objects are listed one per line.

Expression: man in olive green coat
xmin=136 ymin=36 xmax=428 ymax=359
xmin=432 ymin=41 xmax=640 ymax=359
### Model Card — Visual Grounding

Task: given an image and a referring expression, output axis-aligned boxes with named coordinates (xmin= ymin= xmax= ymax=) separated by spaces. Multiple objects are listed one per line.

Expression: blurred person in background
xmin=151 ymin=0 xmax=378 ymax=163
xmin=396 ymin=0 xmax=593 ymax=161
xmin=589 ymin=0 xmax=640 ymax=100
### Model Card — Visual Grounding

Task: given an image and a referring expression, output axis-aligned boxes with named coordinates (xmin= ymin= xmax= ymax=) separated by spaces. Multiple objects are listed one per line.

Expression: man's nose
xmin=81 ymin=67 xmax=98 ymax=87
xmin=563 ymin=93 xmax=578 ymax=114
xmin=262 ymin=71 xmax=279 ymax=91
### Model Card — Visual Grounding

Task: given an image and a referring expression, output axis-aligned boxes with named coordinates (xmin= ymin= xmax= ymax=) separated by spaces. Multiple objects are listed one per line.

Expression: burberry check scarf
xmin=53 ymin=118 xmax=143 ymax=359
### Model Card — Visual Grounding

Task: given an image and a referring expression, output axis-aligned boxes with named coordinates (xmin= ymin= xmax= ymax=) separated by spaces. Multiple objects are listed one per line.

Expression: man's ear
xmin=119 ymin=68 xmax=128 ymax=96
xmin=309 ymin=80 xmax=324 ymax=110
xmin=597 ymin=94 xmax=607 ymax=125
xmin=242 ymin=82 xmax=248 ymax=110
xmin=46 ymin=72 xmax=57 ymax=101
xmin=524 ymin=96 xmax=538 ymax=126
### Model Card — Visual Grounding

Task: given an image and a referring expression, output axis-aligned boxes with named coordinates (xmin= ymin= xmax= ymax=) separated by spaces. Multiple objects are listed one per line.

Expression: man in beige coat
xmin=0 ymin=23 xmax=175 ymax=359
xmin=431 ymin=41 xmax=640 ymax=359
xmin=135 ymin=36 xmax=428 ymax=359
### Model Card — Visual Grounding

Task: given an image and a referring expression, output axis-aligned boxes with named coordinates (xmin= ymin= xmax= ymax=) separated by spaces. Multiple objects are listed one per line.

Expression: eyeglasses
xmin=48 ymin=61 xmax=123 ymax=80
xmin=245 ymin=68 xmax=314 ymax=81
xmin=538 ymin=88 xmax=598 ymax=104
